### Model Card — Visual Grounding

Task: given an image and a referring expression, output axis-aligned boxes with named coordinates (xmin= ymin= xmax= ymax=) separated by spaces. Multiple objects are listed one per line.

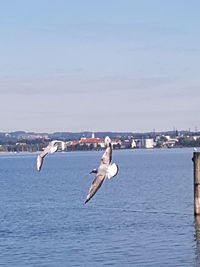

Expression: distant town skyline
xmin=0 ymin=128 xmax=199 ymax=135
xmin=0 ymin=1 xmax=199 ymax=132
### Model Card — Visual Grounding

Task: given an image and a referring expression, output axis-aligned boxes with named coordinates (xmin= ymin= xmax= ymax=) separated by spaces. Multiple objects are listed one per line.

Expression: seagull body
xmin=85 ymin=136 xmax=119 ymax=204
xmin=37 ymin=140 xmax=61 ymax=171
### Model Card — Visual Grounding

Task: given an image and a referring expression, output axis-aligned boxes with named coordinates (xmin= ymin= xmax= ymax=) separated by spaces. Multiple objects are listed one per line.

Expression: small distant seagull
xmin=84 ymin=136 xmax=119 ymax=204
xmin=37 ymin=140 xmax=63 ymax=171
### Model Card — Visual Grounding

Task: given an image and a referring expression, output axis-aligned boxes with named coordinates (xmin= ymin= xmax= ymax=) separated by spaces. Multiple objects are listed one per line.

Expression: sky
xmin=0 ymin=0 xmax=200 ymax=133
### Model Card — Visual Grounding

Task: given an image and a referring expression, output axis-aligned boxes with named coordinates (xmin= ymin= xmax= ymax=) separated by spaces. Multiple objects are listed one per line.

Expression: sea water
xmin=0 ymin=149 xmax=198 ymax=266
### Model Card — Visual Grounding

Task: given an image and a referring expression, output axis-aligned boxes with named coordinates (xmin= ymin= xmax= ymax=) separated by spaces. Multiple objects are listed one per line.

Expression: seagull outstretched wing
xmin=85 ymin=167 xmax=107 ymax=204
xmin=37 ymin=141 xmax=59 ymax=171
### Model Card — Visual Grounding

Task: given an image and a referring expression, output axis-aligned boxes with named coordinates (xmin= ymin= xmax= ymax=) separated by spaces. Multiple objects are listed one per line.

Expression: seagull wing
xmin=101 ymin=144 xmax=112 ymax=165
xmin=85 ymin=168 xmax=107 ymax=204
xmin=36 ymin=141 xmax=58 ymax=171
xmin=37 ymin=150 xmax=49 ymax=171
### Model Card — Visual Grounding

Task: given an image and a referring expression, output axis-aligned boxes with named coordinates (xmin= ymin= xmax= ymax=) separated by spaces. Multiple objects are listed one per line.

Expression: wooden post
xmin=195 ymin=215 xmax=200 ymax=258
xmin=193 ymin=152 xmax=200 ymax=215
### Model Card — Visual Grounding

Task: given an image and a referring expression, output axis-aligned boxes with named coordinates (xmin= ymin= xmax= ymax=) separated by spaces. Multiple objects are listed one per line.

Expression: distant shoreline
xmin=0 ymin=147 xmax=194 ymax=156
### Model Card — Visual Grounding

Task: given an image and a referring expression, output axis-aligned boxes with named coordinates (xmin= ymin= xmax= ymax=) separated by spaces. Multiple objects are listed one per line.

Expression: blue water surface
xmin=0 ymin=148 xmax=199 ymax=266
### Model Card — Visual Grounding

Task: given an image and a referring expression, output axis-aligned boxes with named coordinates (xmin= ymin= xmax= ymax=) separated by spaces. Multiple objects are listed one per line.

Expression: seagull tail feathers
xmin=107 ymin=163 xmax=119 ymax=179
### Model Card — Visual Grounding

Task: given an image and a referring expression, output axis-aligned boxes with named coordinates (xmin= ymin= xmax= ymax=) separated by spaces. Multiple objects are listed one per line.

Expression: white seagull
xmin=37 ymin=140 xmax=63 ymax=171
xmin=84 ymin=136 xmax=119 ymax=204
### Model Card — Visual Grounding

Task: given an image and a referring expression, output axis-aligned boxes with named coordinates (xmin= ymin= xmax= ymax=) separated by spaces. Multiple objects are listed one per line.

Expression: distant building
xmin=121 ymin=139 xmax=131 ymax=149
xmin=131 ymin=139 xmax=137 ymax=148
xmin=136 ymin=138 xmax=154 ymax=149
xmin=145 ymin=138 xmax=154 ymax=148
xmin=16 ymin=142 xmax=26 ymax=146
xmin=69 ymin=137 xmax=121 ymax=149
xmin=164 ymin=138 xmax=178 ymax=148
xmin=191 ymin=136 xmax=200 ymax=141
xmin=79 ymin=137 xmax=105 ymax=148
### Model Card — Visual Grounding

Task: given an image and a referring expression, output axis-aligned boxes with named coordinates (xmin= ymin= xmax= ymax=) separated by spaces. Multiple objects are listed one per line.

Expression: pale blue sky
xmin=0 ymin=0 xmax=200 ymax=132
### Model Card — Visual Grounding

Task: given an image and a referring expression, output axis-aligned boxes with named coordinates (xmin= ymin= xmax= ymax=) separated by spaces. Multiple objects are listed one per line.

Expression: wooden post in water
xmin=193 ymin=152 xmax=200 ymax=215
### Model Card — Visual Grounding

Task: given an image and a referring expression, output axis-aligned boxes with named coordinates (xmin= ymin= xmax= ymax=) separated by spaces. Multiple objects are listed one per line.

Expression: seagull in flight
xmin=37 ymin=140 xmax=63 ymax=171
xmin=84 ymin=136 xmax=119 ymax=204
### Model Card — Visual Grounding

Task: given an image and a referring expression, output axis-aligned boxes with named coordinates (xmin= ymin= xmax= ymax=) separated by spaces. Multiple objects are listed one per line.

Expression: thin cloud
xmin=0 ymin=74 xmax=177 ymax=96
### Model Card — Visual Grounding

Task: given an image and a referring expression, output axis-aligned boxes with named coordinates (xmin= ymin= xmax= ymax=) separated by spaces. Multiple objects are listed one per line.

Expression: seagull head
xmin=104 ymin=136 xmax=111 ymax=146
xmin=89 ymin=168 xmax=98 ymax=174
